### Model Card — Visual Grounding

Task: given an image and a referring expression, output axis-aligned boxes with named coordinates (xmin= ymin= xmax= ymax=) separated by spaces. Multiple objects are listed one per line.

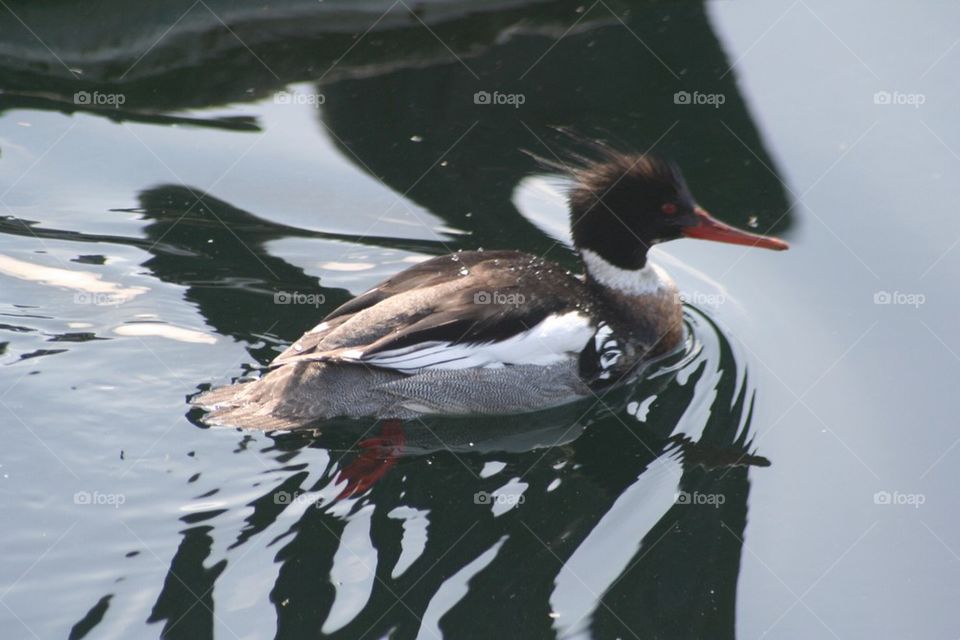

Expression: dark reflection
xmin=588 ymin=328 xmax=758 ymax=639
xmin=68 ymin=594 xmax=113 ymax=640
xmin=1 ymin=0 xmax=790 ymax=247
xmin=1 ymin=187 xmax=447 ymax=360
xmin=21 ymin=1 xmax=793 ymax=637
xmin=173 ymin=310 xmax=764 ymax=640
xmin=147 ymin=525 xmax=227 ymax=639
xmin=72 ymin=306 xmax=767 ymax=640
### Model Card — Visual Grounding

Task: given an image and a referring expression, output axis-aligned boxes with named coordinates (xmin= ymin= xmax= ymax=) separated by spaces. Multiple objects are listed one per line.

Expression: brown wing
xmin=270 ymin=250 xmax=593 ymax=369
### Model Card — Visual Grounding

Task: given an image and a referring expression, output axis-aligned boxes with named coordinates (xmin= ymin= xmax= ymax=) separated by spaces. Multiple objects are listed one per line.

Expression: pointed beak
xmin=682 ymin=206 xmax=789 ymax=251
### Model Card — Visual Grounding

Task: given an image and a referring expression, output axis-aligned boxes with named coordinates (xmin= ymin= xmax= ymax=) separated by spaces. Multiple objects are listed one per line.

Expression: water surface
xmin=1 ymin=1 xmax=959 ymax=638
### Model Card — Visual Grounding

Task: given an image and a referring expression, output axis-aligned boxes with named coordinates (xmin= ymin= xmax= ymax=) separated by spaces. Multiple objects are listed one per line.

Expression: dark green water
xmin=1 ymin=1 xmax=958 ymax=638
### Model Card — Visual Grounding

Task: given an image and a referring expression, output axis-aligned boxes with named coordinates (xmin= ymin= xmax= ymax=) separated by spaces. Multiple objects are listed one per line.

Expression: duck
xmin=193 ymin=152 xmax=787 ymax=430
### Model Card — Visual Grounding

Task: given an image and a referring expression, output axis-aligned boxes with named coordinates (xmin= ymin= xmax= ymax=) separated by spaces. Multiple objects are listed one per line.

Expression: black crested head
xmin=567 ymin=152 xmax=699 ymax=270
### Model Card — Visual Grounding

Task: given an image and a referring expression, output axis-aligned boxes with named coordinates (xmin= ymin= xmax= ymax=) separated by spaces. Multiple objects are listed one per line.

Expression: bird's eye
xmin=661 ymin=202 xmax=678 ymax=215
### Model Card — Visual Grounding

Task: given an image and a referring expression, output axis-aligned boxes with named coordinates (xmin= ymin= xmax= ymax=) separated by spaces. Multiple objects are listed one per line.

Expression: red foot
xmin=335 ymin=420 xmax=406 ymax=499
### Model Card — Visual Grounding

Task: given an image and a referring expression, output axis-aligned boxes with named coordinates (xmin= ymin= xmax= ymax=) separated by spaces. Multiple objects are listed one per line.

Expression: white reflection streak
xmin=323 ymin=504 xmax=379 ymax=634
xmin=387 ymin=506 xmax=431 ymax=580
xmin=415 ymin=536 xmax=507 ymax=640
xmin=549 ymin=455 xmax=681 ymax=638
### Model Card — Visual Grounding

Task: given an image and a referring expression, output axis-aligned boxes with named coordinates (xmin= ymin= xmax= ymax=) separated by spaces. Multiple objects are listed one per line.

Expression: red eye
xmin=661 ymin=202 xmax=678 ymax=215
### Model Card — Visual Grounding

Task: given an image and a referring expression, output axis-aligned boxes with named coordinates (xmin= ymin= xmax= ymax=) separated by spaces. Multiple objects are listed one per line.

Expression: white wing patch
xmin=343 ymin=311 xmax=594 ymax=374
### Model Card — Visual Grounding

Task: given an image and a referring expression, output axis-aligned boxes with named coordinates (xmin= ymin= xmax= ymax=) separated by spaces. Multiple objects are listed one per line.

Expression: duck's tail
xmin=191 ymin=362 xmax=413 ymax=430
xmin=192 ymin=367 xmax=314 ymax=431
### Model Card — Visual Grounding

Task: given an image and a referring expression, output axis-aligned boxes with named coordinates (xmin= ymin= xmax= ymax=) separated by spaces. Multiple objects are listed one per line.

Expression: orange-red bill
xmin=682 ymin=206 xmax=789 ymax=251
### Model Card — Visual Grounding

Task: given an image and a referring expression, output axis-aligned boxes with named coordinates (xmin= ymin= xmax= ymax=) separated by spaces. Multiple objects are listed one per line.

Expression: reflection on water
xmin=0 ymin=1 xmax=791 ymax=638
xmin=153 ymin=308 xmax=765 ymax=640
xmin=0 ymin=0 xmax=791 ymax=246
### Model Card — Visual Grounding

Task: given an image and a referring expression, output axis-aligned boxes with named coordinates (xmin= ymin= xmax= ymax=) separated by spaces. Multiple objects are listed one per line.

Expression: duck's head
xmin=568 ymin=153 xmax=788 ymax=273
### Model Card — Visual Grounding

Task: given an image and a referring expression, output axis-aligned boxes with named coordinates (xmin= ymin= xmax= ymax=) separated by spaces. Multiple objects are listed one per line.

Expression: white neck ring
xmin=580 ymin=249 xmax=672 ymax=296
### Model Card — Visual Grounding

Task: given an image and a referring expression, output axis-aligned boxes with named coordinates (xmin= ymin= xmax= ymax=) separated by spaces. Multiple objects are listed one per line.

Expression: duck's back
xmin=192 ymin=251 xmax=600 ymax=428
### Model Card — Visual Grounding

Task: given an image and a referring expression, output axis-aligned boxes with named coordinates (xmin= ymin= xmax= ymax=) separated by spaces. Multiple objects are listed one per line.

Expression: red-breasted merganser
xmin=194 ymin=153 xmax=787 ymax=430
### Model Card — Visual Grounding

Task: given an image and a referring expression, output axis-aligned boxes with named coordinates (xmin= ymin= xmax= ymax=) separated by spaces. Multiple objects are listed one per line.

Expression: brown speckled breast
xmin=588 ymin=278 xmax=685 ymax=361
